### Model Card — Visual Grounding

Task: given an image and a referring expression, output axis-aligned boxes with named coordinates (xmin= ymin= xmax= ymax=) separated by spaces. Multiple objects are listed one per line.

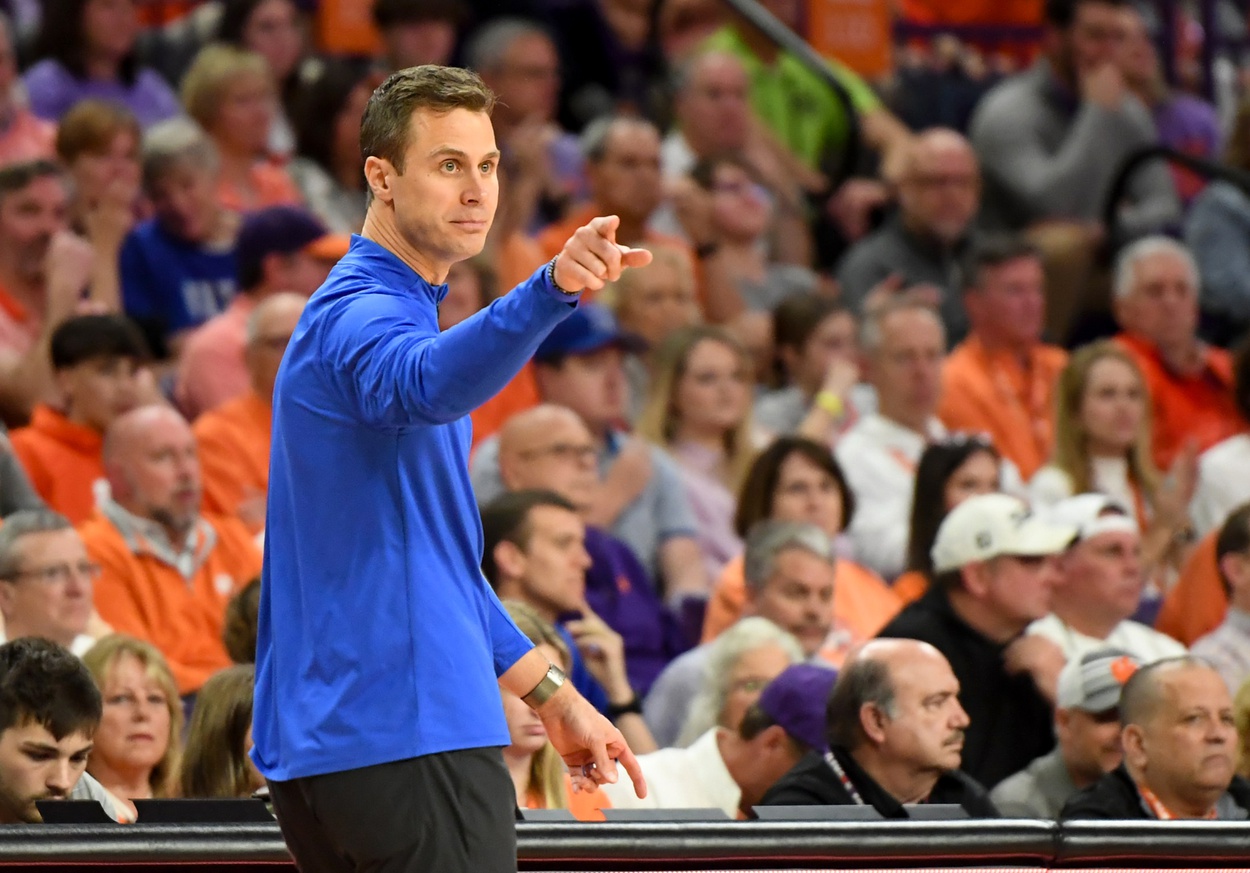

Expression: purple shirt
xmin=1154 ymin=92 xmax=1221 ymax=205
xmin=583 ymin=526 xmax=690 ymax=696
xmin=23 ymin=60 xmax=182 ymax=128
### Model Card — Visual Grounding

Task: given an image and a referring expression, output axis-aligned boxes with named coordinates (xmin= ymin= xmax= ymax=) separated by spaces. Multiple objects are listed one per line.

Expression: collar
xmin=100 ymin=498 xmax=216 ymax=582
xmin=344 ymin=234 xmax=449 ymax=305
xmin=1116 ymin=332 xmax=1221 ymax=382
xmin=891 ymin=213 xmax=971 ymax=261
xmin=828 ymin=746 xmax=920 ymax=817
xmin=28 ymin=404 xmax=102 ymax=453
xmin=1224 ymin=607 xmax=1250 ymax=636
xmin=859 ymin=412 xmax=946 ymax=448
xmin=695 ymin=729 xmax=743 ymax=806
xmin=1134 ymin=773 xmax=1218 ymax=820
xmin=1034 ymin=57 xmax=1079 ymax=115
xmin=963 ymin=334 xmax=1043 ymax=368
xmin=921 ymin=583 xmax=1012 ymax=653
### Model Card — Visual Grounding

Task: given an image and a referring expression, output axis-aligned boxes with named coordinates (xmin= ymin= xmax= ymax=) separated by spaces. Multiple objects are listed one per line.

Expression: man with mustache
xmin=993 ymin=647 xmax=1140 ymax=818
xmin=759 ymin=638 xmax=997 ymax=817
xmin=1062 ymin=657 xmax=1250 ymax=819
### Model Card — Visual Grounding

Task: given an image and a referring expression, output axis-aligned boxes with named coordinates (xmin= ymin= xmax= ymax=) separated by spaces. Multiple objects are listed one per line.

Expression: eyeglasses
xmin=729 ymin=676 xmax=771 ymax=694
xmin=519 ymin=443 xmax=598 ymax=464
xmin=4 ymin=562 xmax=102 ymax=585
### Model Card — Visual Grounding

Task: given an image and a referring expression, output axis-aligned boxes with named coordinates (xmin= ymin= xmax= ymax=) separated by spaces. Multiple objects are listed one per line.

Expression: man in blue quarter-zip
xmin=251 ymin=64 xmax=649 ymax=873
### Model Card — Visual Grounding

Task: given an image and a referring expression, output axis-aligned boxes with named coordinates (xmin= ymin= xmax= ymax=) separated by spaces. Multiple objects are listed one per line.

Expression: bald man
xmin=194 ymin=293 xmax=306 ymax=535
xmin=1062 ymin=657 xmax=1250 ymax=819
xmin=760 ymin=638 xmax=999 ymax=818
xmin=837 ymin=129 xmax=982 ymax=343
xmin=79 ymin=405 xmax=262 ymax=694
xmin=497 ymin=404 xmax=688 ymax=696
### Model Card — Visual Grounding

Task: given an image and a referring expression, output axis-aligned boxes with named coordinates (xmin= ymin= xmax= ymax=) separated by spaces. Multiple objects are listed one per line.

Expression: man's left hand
xmin=537 ymin=685 xmax=648 ymax=798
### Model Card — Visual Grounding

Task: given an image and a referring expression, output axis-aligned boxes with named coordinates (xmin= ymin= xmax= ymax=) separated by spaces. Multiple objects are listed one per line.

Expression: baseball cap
xmin=755 ymin=664 xmax=839 ymax=752
xmin=1047 ymin=494 xmax=1139 ymax=543
xmin=1056 ymin=647 xmax=1140 ymax=713
xmin=534 ymin=304 xmax=644 ymax=363
xmin=236 ymin=206 xmax=349 ymax=289
xmin=931 ymin=493 xmax=1077 ymax=573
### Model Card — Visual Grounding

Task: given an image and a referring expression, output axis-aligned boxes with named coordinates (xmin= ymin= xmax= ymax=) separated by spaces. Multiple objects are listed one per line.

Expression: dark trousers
xmin=268 ymin=747 xmax=517 ymax=873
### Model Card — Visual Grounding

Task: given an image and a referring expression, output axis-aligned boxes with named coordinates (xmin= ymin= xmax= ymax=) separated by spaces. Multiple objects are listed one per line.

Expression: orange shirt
xmin=194 ymin=391 xmax=271 ymax=535
xmin=937 ymin=336 xmax=1068 ymax=479
xmin=891 ymin=569 xmax=930 ymax=606
xmin=217 ymin=162 xmax=303 ymax=213
xmin=524 ymin=773 xmax=610 ymax=822
xmin=1155 ymin=531 xmax=1227 ymax=647
xmin=81 ymin=507 xmax=263 ymax=694
xmin=10 ymin=405 xmax=104 ymax=524
xmin=701 ymin=553 xmax=902 ymax=667
xmin=1115 ymin=333 xmax=1243 ymax=471
xmin=535 ymin=204 xmax=694 ymax=305
xmin=0 ymin=282 xmax=40 ymax=359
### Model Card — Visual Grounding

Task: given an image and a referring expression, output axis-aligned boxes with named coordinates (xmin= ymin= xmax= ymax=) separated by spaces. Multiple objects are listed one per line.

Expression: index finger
xmin=587 ymin=214 xmax=621 ymax=242
xmin=615 ymin=745 xmax=648 ymax=799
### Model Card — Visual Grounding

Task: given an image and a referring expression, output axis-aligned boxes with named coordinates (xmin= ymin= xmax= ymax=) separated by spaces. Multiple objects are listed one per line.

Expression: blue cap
xmin=236 ymin=206 xmax=339 ymax=288
xmin=756 ymin=664 xmax=839 ymax=752
xmin=534 ymin=303 xmax=644 ymax=362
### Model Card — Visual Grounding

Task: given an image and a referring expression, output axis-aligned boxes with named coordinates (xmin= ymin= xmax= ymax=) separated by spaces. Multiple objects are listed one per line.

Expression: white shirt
xmin=0 ymin=630 xmax=94 ymax=657
xmin=599 ymin=728 xmax=740 ymax=818
xmin=1191 ymin=434 xmax=1250 ymax=537
xmin=1029 ymin=457 xmax=1137 ymax=515
xmin=1028 ymin=613 xmax=1187 ymax=663
xmin=835 ymin=413 xmax=946 ymax=580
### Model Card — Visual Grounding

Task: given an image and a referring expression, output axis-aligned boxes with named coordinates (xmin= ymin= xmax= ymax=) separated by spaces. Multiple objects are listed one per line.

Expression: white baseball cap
xmin=931 ymin=493 xmax=1077 ymax=573
xmin=1047 ymin=493 xmax=1139 ymax=543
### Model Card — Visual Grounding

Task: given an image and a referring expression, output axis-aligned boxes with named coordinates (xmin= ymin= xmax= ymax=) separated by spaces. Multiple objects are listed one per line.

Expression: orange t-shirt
xmin=1115 ymin=333 xmax=1243 ymax=471
xmin=524 ymin=773 xmax=610 ymax=822
xmin=701 ymin=553 xmax=903 ymax=667
xmin=10 ymin=405 xmax=104 ymax=524
xmin=1155 ymin=531 xmax=1227 ymax=647
xmin=217 ymin=162 xmax=303 ymax=213
xmin=891 ymin=569 xmax=930 ymax=606
xmin=194 ymin=391 xmax=271 ymax=535
xmin=937 ymin=336 xmax=1068 ymax=479
xmin=80 ymin=510 xmax=263 ymax=694
xmin=535 ymin=204 xmax=695 ymax=305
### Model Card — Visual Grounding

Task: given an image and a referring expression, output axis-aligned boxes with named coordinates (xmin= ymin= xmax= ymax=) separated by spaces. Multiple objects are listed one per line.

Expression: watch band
xmin=522 ymin=663 xmax=567 ymax=707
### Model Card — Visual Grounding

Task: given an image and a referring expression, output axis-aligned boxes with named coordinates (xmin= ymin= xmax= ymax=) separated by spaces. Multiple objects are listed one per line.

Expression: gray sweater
xmin=990 ymin=747 xmax=1078 ymax=819
xmin=970 ymin=61 xmax=1179 ymax=237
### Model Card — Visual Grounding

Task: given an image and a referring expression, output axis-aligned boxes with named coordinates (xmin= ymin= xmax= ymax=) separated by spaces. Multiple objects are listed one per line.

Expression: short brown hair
xmin=55 ymin=100 xmax=141 ymax=165
xmin=359 ymin=65 xmax=495 ymax=174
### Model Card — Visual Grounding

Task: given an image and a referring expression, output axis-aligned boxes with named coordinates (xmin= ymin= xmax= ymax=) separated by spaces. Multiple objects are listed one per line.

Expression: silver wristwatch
xmin=522 ymin=663 xmax=567 ymax=707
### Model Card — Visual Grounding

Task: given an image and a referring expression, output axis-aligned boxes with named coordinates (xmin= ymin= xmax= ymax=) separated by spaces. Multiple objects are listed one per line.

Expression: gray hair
xmin=464 ymin=17 xmax=552 ymax=74
xmin=826 ymin=655 xmax=898 ymax=750
xmin=579 ymin=115 xmax=656 ymax=163
xmin=1113 ymin=235 xmax=1199 ymax=301
xmin=858 ymin=298 xmax=944 ymax=356
xmin=0 ymin=510 xmax=74 ymax=580
xmin=742 ymin=520 xmax=833 ymax=594
xmin=674 ymin=616 xmax=804 ymax=747
xmin=141 ymin=118 xmax=220 ymax=193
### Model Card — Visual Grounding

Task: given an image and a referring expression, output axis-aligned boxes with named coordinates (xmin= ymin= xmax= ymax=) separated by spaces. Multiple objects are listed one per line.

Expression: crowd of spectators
xmin=0 ymin=0 xmax=1246 ymax=831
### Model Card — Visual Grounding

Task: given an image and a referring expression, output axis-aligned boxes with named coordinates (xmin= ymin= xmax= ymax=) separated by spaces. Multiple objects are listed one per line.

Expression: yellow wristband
xmin=815 ymin=390 xmax=844 ymax=419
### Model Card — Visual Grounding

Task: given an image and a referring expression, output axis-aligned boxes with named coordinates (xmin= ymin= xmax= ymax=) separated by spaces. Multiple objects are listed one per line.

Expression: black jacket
xmin=758 ymin=747 xmax=1000 ymax=819
xmin=1061 ymin=765 xmax=1250 ymax=820
xmin=876 ymin=586 xmax=1056 ymax=788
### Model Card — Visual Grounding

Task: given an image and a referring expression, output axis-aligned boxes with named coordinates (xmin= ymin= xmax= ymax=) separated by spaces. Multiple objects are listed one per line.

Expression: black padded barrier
xmin=2 ymin=818 xmax=1250 ymax=871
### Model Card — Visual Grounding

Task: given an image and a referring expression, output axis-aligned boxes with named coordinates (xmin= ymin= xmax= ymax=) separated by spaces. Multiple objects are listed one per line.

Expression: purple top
xmin=670 ymin=441 xmax=744 ymax=582
xmin=1153 ymin=92 xmax=1221 ymax=204
xmin=583 ymin=526 xmax=690 ymax=696
xmin=23 ymin=59 xmax=182 ymax=128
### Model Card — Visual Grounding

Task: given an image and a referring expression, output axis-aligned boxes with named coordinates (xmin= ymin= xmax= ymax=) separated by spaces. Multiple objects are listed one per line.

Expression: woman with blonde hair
xmin=81 ymin=635 xmax=183 ymax=808
xmin=605 ymin=243 xmax=701 ymax=419
xmin=1030 ymin=340 xmax=1195 ymax=616
xmin=501 ymin=601 xmax=610 ymax=820
xmin=181 ymin=44 xmax=302 ymax=212
xmin=180 ymin=664 xmax=263 ymax=798
xmin=636 ymin=324 xmax=758 ymax=583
